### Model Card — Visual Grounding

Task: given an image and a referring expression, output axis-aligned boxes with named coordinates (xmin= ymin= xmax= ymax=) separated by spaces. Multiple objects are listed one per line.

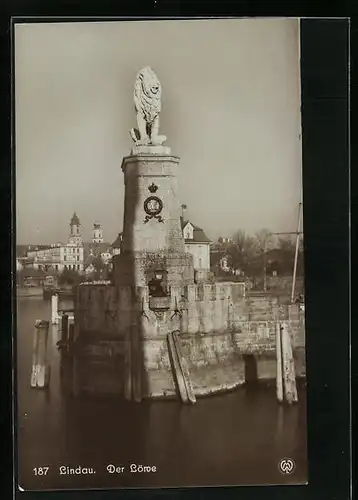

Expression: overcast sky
xmin=15 ymin=18 xmax=302 ymax=245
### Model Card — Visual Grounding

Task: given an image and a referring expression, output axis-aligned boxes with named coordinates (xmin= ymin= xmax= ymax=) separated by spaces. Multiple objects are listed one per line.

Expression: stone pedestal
xmin=113 ymin=251 xmax=194 ymax=287
xmin=114 ymin=146 xmax=194 ymax=288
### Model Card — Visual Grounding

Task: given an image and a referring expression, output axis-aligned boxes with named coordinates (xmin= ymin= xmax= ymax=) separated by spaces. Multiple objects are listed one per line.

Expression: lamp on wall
xmin=155 ymin=271 xmax=163 ymax=281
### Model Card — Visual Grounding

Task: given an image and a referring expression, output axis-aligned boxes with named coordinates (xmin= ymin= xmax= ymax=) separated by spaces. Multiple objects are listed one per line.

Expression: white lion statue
xmin=130 ymin=66 xmax=167 ymax=146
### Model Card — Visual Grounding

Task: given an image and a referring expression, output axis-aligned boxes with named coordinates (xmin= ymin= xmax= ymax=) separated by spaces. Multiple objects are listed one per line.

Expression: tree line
xmin=16 ymin=255 xmax=111 ymax=286
xmin=213 ymin=229 xmax=304 ymax=277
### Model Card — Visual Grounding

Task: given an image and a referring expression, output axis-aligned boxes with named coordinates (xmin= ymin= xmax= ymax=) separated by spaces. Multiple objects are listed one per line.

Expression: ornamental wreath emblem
xmin=143 ymin=196 xmax=164 ymax=223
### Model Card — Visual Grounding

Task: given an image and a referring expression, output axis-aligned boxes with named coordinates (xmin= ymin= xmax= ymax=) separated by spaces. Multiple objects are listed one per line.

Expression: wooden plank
xmin=69 ymin=326 xmax=84 ymax=398
xmin=281 ymin=323 xmax=298 ymax=404
xmin=167 ymin=332 xmax=188 ymax=403
xmin=30 ymin=322 xmax=40 ymax=388
xmin=276 ymin=322 xmax=283 ymax=403
xmin=172 ymin=331 xmax=196 ymax=404
xmin=59 ymin=318 xmax=78 ymax=397
xmin=68 ymin=322 xmax=74 ymax=349
xmin=51 ymin=294 xmax=59 ymax=325
xmin=61 ymin=314 xmax=69 ymax=349
xmin=30 ymin=320 xmax=50 ymax=389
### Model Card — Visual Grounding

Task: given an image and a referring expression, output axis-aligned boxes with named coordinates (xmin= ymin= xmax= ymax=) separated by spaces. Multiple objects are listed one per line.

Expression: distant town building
xmin=107 ymin=233 xmax=123 ymax=273
xmin=219 ymin=255 xmax=231 ymax=272
xmin=100 ymin=251 xmax=112 ymax=264
xmin=181 ymin=217 xmax=211 ymax=271
xmin=218 ymin=237 xmax=232 ymax=244
xmin=83 ymin=255 xmax=96 ymax=276
xmin=16 ymin=245 xmax=36 ymax=271
xmin=26 ymin=213 xmax=84 ymax=272
xmin=92 ymin=223 xmax=104 ymax=244
xmin=18 ymin=214 xmax=212 ymax=277
xmin=83 ymin=221 xmax=113 ymax=274
xmin=111 ymin=233 xmax=123 ymax=256
xmin=210 ymin=250 xmax=233 ymax=275
xmin=68 ymin=212 xmax=83 ymax=246
xmin=83 ymin=241 xmax=113 ymax=270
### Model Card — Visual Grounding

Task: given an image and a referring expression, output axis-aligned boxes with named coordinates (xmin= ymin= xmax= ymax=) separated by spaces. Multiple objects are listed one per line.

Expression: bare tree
xmin=278 ymin=235 xmax=295 ymax=253
xmin=254 ymin=228 xmax=273 ymax=253
xmin=230 ymin=230 xmax=258 ymax=271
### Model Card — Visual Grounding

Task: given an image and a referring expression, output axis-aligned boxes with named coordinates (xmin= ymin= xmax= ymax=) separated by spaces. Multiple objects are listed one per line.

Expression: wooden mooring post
xmin=281 ymin=323 xmax=298 ymax=403
xmin=30 ymin=320 xmax=50 ymax=389
xmin=58 ymin=314 xmax=76 ymax=396
xmin=168 ymin=331 xmax=188 ymax=403
xmin=68 ymin=322 xmax=74 ymax=347
xmin=168 ymin=331 xmax=196 ymax=404
xmin=276 ymin=322 xmax=283 ymax=403
xmin=51 ymin=293 xmax=59 ymax=325
xmin=276 ymin=322 xmax=298 ymax=404
xmin=61 ymin=314 xmax=69 ymax=350
xmin=173 ymin=331 xmax=196 ymax=404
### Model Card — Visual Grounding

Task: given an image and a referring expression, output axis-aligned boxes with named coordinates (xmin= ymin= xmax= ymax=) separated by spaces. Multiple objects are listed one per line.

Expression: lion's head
xmin=138 ymin=66 xmax=161 ymax=100
xmin=134 ymin=66 xmax=162 ymax=123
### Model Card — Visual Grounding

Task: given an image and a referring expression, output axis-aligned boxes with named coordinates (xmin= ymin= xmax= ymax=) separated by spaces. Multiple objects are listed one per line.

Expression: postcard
xmin=14 ymin=18 xmax=307 ymax=491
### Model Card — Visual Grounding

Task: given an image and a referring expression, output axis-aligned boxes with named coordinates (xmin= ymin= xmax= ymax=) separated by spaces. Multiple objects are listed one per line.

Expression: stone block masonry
xmin=113 ymin=151 xmax=198 ymax=290
xmin=121 ymin=155 xmax=184 ymax=254
xmin=113 ymin=251 xmax=194 ymax=288
xmin=73 ymin=281 xmax=305 ymax=399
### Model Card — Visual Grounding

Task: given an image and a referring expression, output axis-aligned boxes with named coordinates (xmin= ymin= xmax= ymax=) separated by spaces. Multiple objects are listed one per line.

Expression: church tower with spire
xmin=92 ymin=223 xmax=104 ymax=244
xmin=68 ymin=212 xmax=83 ymax=245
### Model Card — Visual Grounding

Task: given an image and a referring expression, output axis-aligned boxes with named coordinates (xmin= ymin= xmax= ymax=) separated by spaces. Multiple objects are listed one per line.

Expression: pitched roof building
xmin=180 ymin=217 xmax=211 ymax=270
xmin=111 ymin=233 xmax=123 ymax=255
xmin=180 ymin=217 xmax=211 ymax=244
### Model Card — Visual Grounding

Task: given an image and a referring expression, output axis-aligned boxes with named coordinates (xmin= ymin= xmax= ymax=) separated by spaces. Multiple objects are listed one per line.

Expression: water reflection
xmin=16 ymin=297 xmax=307 ymax=490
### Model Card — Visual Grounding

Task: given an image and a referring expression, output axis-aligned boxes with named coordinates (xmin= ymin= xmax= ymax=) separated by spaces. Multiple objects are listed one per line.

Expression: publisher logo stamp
xmin=278 ymin=458 xmax=295 ymax=475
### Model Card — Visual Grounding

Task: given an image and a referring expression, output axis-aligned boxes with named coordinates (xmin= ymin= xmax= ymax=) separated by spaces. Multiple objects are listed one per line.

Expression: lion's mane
xmin=133 ymin=67 xmax=162 ymax=125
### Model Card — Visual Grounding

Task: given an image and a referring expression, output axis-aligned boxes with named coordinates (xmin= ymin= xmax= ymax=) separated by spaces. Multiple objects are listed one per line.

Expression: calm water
xmin=16 ymin=297 xmax=307 ymax=491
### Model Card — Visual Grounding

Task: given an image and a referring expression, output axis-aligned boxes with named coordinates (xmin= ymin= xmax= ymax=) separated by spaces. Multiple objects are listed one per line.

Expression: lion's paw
xmin=137 ymin=138 xmax=150 ymax=146
xmin=151 ymin=135 xmax=167 ymax=146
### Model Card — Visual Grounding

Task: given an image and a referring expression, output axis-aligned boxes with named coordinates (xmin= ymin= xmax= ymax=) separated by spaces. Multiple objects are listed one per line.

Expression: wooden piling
xmin=68 ymin=322 xmax=74 ymax=349
xmin=65 ymin=322 xmax=75 ymax=395
xmin=172 ymin=331 xmax=196 ymax=404
xmin=59 ymin=314 xmax=75 ymax=397
xmin=31 ymin=320 xmax=50 ymax=389
xmin=168 ymin=331 xmax=196 ymax=404
xmin=61 ymin=314 xmax=69 ymax=349
xmin=276 ymin=322 xmax=283 ymax=403
xmin=51 ymin=294 xmax=59 ymax=325
xmin=281 ymin=323 xmax=298 ymax=404
xmin=167 ymin=332 xmax=188 ymax=403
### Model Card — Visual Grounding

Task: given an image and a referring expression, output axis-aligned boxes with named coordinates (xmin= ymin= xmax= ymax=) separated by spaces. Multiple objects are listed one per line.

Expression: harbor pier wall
xmin=73 ymin=282 xmax=305 ymax=399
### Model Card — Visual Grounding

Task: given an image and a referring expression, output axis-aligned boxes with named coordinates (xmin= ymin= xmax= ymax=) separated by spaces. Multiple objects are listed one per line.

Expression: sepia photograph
xmin=14 ymin=18 xmax=307 ymax=491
